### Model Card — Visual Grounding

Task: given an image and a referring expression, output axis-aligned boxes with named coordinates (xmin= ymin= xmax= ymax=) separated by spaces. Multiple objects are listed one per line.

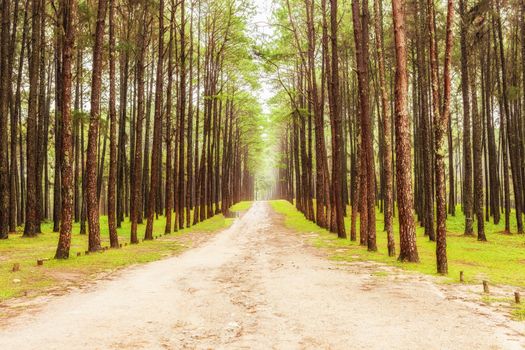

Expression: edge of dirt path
xmin=0 ymin=226 xmax=229 ymax=321
xmin=266 ymin=203 xmax=525 ymax=340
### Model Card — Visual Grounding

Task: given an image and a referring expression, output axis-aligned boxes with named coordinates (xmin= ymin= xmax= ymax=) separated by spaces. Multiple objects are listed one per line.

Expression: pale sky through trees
xmin=252 ymin=0 xmax=274 ymax=115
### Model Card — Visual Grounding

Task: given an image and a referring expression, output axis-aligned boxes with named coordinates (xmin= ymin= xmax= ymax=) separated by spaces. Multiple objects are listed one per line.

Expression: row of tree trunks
xmin=276 ymin=0 xmax=425 ymax=260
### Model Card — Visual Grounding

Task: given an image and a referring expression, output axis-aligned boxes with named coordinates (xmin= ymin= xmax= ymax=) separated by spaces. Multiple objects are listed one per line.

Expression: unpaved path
xmin=0 ymin=202 xmax=523 ymax=349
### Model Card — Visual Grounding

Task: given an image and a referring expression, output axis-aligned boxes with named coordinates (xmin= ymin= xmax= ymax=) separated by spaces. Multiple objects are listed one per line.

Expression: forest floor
xmin=0 ymin=201 xmax=524 ymax=349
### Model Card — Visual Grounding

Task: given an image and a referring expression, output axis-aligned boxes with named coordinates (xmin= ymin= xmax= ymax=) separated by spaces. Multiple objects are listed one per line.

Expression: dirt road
xmin=0 ymin=202 xmax=523 ymax=349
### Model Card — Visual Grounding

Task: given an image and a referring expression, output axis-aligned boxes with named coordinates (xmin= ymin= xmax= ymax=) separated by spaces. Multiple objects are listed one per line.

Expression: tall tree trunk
xmin=107 ymin=0 xmax=119 ymax=248
xmin=428 ymin=0 xmax=454 ymax=274
xmin=24 ymin=0 xmax=42 ymax=237
xmin=55 ymin=0 xmax=77 ymax=259
xmin=74 ymin=48 xmax=82 ymax=223
xmin=85 ymin=0 xmax=108 ymax=252
xmin=374 ymin=0 xmax=395 ymax=256
xmin=493 ymin=1 xmax=512 ymax=233
xmin=145 ymin=0 xmax=165 ymax=240
xmin=459 ymin=0 xmax=473 ymax=236
xmin=495 ymin=0 xmax=524 ymax=234
xmin=130 ymin=3 xmax=148 ymax=244
xmin=470 ymin=57 xmax=487 ymax=241
xmin=0 ymin=0 xmax=11 ymax=239
xmin=165 ymin=5 xmax=175 ymax=235
xmin=7 ymin=0 xmax=21 ymax=234
xmin=14 ymin=0 xmax=30 ymax=227
xmin=117 ymin=16 xmax=130 ymax=226
xmin=352 ymin=0 xmax=373 ymax=245
xmin=53 ymin=29 xmax=63 ymax=233
xmin=186 ymin=3 xmax=194 ymax=228
xmin=178 ymin=0 xmax=187 ymax=230
xmin=392 ymin=0 xmax=418 ymax=262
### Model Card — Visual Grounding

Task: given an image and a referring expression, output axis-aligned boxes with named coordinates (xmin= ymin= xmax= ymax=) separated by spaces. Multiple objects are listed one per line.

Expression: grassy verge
xmin=512 ymin=304 xmax=525 ymax=321
xmin=0 ymin=213 xmax=233 ymax=302
xmin=270 ymin=200 xmax=525 ymax=288
xmin=229 ymin=201 xmax=253 ymax=212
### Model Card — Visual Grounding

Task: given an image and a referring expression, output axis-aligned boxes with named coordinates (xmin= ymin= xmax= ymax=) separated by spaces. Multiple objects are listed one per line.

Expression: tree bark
xmin=23 ymin=0 xmax=42 ymax=237
xmin=130 ymin=3 xmax=148 ymax=244
xmin=145 ymin=0 xmax=165 ymax=240
xmin=107 ymin=0 xmax=119 ymax=248
xmin=55 ymin=0 xmax=77 ymax=259
xmin=374 ymin=0 xmax=395 ymax=256
xmin=392 ymin=0 xmax=418 ymax=262
xmin=459 ymin=0 xmax=473 ymax=236
xmin=85 ymin=0 xmax=108 ymax=252
xmin=428 ymin=0 xmax=454 ymax=274
xmin=0 ymin=0 xmax=11 ymax=239
xmin=352 ymin=0 xmax=373 ymax=246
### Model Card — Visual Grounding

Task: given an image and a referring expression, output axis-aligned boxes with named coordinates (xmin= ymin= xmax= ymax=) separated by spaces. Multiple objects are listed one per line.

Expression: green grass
xmin=270 ymin=200 xmax=525 ymax=288
xmin=512 ymin=303 xmax=525 ymax=321
xmin=0 ymin=212 xmax=234 ymax=302
xmin=229 ymin=201 xmax=253 ymax=212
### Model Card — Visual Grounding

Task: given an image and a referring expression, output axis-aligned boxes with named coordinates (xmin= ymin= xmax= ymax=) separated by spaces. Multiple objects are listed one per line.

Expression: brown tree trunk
xmin=305 ymin=0 xmax=330 ymax=230
xmin=0 ymin=0 xmax=11 ymax=239
xmin=117 ymin=15 xmax=130 ymax=226
xmin=145 ymin=0 xmax=165 ymax=241
xmin=55 ymin=0 xmax=77 ymax=259
xmin=130 ymin=3 xmax=148 ymax=244
xmin=392 ymin=0 xmax=419 ymax=262
xmin=495 ymin=0 xmax=524 ymax=234
xmin=352 ymin=0 xmax=373 ymax=246
xmin=459 ymin=0 xmax=473 ymax=236
xmin=107 ymin=0 xmax=119 ymax=248
xmin=492 ymin=2 xmax=511 ymax=233
xmin=374 ymin=0 xmax=395 ymax=256
xmin=186 ymin=4 xmax=195 ymax=228
xmin=85 ymin=0 xmax=108 ymax=252
xmin=165 ymin=6 xmax=175 ymax=235
xmin=428 ymin=0 xmax=454 ymax=274
xmin=14 ymin=0 xmax=30 ymax=227
xmin=470 ymin=57 xmax=487 ymax=241
xmin=178 ymin=0 xmax=187 ymax=230
xmin=23 ymin=0 xmax=42 ymax=237
xmin=74 ymin=48 xmax=82 ymax=223
xmin=53 ymin=28 xmax=63 ymax=233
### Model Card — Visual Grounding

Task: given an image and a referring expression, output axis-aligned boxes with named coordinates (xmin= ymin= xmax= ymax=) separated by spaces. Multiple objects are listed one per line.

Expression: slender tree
xmin=107 ymin=0 xmax=119 ymax=248
xmin=145 ymin=0 xmax=165 ymax=240
xmin=85 ymin=0 xmax=108 ymax=252
xmin=374 ymin=0 xmax=395 ymax=256
xmin=392 ymin=0 xmax=418 ymax=262
xmin=55 ymin=0 xmax=77 ymax=259
xmin=428 ymin=0 xmax=454 ymax=274
xmin=23 ymin=0 xmax=42 ymax=237
xmin=130 ymin=2 xmax=148 ymax=244
xmin=0 ymin=0 xmax=10 ymax=239
xmin=459 ymin=0 xmax=474 ymax=236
